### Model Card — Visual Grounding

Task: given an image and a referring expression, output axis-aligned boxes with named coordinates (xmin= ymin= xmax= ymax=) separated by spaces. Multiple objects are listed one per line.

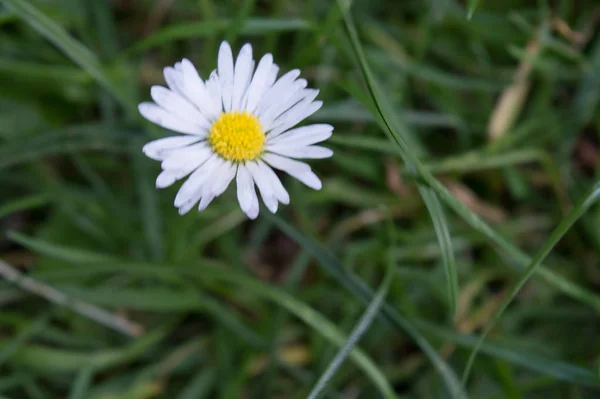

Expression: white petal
xmin=245 ymin=53 xmax=273 ymax=113
xmin=218 ymin=41 xmax=234 ymax=112
xmin=177 ymin=59 xmax=219 ymax=121
xmin=174 ymin=155 xmax=221 ymax=207
xmin=206 ymin=70 xmax=223 ymax=115
xmin=150 ymin=86 xmax=210 ymax=127
xmin=236 ymin=165 xmax=258 ymax=218
xmin=142 ymin=135 xmax=201 ymax=161
xmin=156 ymin=170 xmax=178 ymax=188
xmin=232 ymin=44 xmax=253 ymax=111
xmin=247 ymin=189 xmax=260 ymax=219
xmin=268 ymin=100 xmax=323 ymax=139
xmin=211 ymin=162 xmax=237 ymax=196
xmin=262 ymin=153 xmax=311 ymax=174
xmin=268 ymin=89 xmax=320 ymax=127
xmin=139 ymin=102 xmax=207 ymax=136
xmin=246 ymin=161 xmax=277 ymax=213
xmin=267 ymin=145 xmax=333 ymax=159
xmin=161 ymin=144 xmax=212 ymax=179
xmin=293 ymin=169 xmax=323 ymax=190
xmin=257 ymin=69 xmax=301 ymax=116
xmin=263 ymin=154 xmax=322 ymax=190
xmin=265 ymin=64 xmax=279 ymax=90
xmin=198 ymin=190 xmax=215 ymax=211
xmin=178 ymin=190 xmax=203 ymax=215
xmin=258 ymin=160 xmax=289 ymax=205
xmin=259 ymin=80 xmax=307 ymax=127
xmin=197 ymin=163 xmax=223 ymax=211
xmin=267 ymin=124 xmax=333 ymax=147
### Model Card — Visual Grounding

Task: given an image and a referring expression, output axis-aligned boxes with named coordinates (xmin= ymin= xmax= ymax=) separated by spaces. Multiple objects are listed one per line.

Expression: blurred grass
xmin=1 ymin=0 xmax=600 ymax=398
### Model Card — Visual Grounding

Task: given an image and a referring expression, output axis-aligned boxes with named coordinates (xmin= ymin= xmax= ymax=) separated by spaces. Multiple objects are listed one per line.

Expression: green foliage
xmin=1 ymin=0 xmax=600 ymax=397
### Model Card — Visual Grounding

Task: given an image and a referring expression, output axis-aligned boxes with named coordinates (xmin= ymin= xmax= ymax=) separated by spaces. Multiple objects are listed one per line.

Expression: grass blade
xmin=335 ymin=0 xmax=600 ymax=313
xmin=307 ymin=268 xmax=395 ymax=399
xmin=1 ymin=0 xmax=133 ymax=109
xmin=124 ymin=18 xmax=312 ymax=55
xmin=461 ymin=182 xmax=600 ymax=385
xmin=266 ymin=213 xmax=467 ymax=399
xmin=418 ymin=185 xmax=459 ymax=319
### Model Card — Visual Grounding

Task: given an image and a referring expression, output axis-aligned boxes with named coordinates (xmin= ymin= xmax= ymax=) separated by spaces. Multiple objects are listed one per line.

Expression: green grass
xmin=1 ymin=0 xmax=600 ymax=398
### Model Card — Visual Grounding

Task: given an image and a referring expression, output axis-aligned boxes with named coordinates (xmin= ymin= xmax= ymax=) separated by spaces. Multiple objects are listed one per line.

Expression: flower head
xmin=139 ymin=41 xmax=333 ymax=219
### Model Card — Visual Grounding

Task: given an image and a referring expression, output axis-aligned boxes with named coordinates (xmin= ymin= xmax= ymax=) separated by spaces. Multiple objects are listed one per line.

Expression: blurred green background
xmin=1 ymin=0 xmax=600 ymax=398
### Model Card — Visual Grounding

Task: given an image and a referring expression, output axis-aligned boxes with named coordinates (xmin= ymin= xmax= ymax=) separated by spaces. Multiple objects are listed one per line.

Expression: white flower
xmin=139 ymin=41 xmax=333 ymax=219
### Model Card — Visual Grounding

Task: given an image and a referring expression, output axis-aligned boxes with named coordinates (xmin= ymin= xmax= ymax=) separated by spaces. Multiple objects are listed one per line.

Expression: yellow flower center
xmin=208 ymin=111 xmax=265 ymax=162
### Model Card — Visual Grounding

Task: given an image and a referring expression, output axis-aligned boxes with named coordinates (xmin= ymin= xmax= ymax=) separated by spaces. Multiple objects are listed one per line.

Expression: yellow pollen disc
xmin=208 ymin=111 xmax=265 ymax=162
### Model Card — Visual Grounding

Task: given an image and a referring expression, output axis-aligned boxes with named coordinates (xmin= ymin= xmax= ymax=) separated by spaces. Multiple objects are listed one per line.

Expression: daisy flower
xmin=139 ymin=41 xmax=333 ymax=219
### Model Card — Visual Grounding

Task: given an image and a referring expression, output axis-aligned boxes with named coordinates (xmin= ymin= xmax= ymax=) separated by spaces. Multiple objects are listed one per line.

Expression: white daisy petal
xmin=139 ymin=103 xmax=207 ymax=136
xmin=265 ymin=64 xmax=279 ymax=90
xmin=259 ymin=79 xmax=307 ymax=127
xmin=268 ymin=100 xmax=323 ymax=139
xmin=236 ymin=165 xmax=257 ymax=217
xmin=198 ymin=162 xmax=230 ymax=211
xmin=232 ymin=44 xmax=253 ymax=111
xmin=262 ymin=153 xmax=311 ymax=174
xmin=263 ymin=153 xmax=322 ymax=190
xmin=218 ymin=41 xmax=234 ymax=112
xmin=142 ymin=135 xmax=201 ymax=160
xmin=258 ymin=160 xmax=289 ymax=205
xmin=268 ymin=145 xmax=333 ymax=159
xmin=177 ymin=59 xmax=219 ymax=121
xmin=156 ymin=170 xmax=178 ymax=189
xmin=267 ymin=124 xmax=333 ymax=147
xmin=294 ymin=169 xmax=323 ymax=190
xmin=257 ymin=69 xmax=301 ymax=115
xmin=206 ymin=70 xmax=223 ymax=115
xmin=247 ymin=188 xmax=260 ymax=219
xmin=178 ymin=190 xmax=203 ymax=215
xmin=174 ymin=155 xmax=221 ymax=208
xmin=163 ymin=66 xmax=185 ymax=96
xmin=268 ymin=89 xmax=320 ymax=127
xmin=211 ymin=162 xmax=237 ymax=197
xmin=245 ymin=53 xmax=273 ymax=113
xmin=246 ymin=161 xmax=277 ymax=213
xmin=161 ymin=145 xmax=212 ymax=180
xmin=150 ymin=86 xmax=210 ymax=127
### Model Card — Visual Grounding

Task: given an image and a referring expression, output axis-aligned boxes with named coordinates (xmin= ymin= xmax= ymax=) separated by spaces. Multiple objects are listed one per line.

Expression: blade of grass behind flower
xmin=461 ymin=182 xmax=600 ymax=385
xmin=1 ymin=0 xmax=133 ymax=110
xmin=335 ymin=0 xmax=600 ymax=313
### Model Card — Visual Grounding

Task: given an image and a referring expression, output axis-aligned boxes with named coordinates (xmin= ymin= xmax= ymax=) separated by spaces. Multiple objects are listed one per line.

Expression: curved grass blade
xmin=418 ymin=185 xmax=458 ymax=318
xmin=266 ymin=213 xmax=466 ymax=399
xmin=35 ymin=261 xmax=600 ymax=387
xmin=467 ymin=0 xmax=480 ymax=20
xmin=11 ymin=239 xmax=395 ymax=397
xmin=1 ymin=0 xmax=133 ymax=109
xmin=307 ymin=268 xmax=395 ymax=399
xmin=124 ymin=18 xmax=313 ymax=55
xmin=461 ymin=182 xmax=600 ymax=385
xmin=0 ymin=194 xmax=49 ymax=220
xmin=413 ymin=318 xmax=600 ymax=387
xmin=92 ymin=267 xmax=398 ymax=396
xmin=335 ymin=0 xmax=600 ymax=313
